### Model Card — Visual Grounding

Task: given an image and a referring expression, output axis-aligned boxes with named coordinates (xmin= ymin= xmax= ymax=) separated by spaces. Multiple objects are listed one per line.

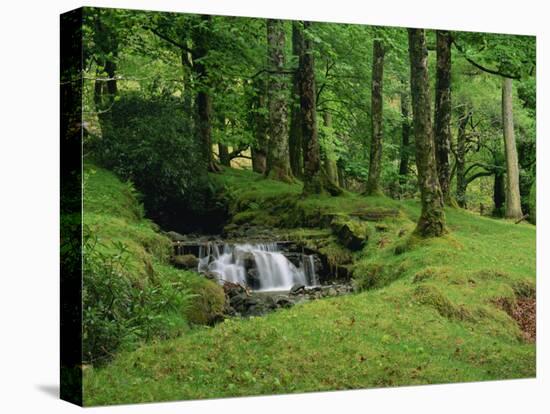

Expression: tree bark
xmin=218 ymin=143 xmax=230 ymax=166
xmin=493 ymin=170 xmax=505 ymax=216
xmin=398 ymin=87 xmax=411 ymax=181
xmin=299 ymin=21 xmax=341 ymax=195
xmin=434 ymin=30 xmax=453 ymax=205
xmin=265 ymin=19 xmax=293 ymax=182
xmin=193 ymin=15 xmax=220 ymax=172
xmin=408 ymin=28 xmax=446 ymax=237
xmin=289 ymin=21 xmax=304 ymax=178
xmin=502 ymin=77 xmax=523 ymax=219
xmin=365 ymin=39 xmax=385 ymax=195
xmin=323 ymin=111 xmax=339 ymax=184
xmin=456 ymin=110 xmax=470 ymax=208
xmin=251 ymin=78 xmax=268 ymax=174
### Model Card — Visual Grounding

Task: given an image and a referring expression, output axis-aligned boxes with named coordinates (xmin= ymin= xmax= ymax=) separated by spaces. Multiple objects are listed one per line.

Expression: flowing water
xmin=198 ymin=242 xmax=319 ymax=291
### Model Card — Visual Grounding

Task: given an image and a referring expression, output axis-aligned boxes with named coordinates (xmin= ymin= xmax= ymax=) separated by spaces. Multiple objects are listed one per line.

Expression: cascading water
xmin=198 ymin=242 xmax=319 ymax=291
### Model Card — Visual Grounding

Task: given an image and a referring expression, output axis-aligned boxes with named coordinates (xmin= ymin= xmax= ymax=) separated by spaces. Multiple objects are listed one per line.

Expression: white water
xmin=198 ymin=242 xmax=318 ymax=291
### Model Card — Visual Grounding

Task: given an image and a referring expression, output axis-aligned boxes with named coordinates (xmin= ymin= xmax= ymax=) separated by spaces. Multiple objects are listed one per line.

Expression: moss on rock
xmin=330 ymin=216 xmax=370 ymax=251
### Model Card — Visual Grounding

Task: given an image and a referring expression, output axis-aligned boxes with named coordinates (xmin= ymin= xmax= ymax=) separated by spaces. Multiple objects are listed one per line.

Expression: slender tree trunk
xmin=265 ymin=19 xmax=292 ymax=182
xmin=299 ymin=21 xmax=341 ymax=195
xmin=338 ymin=164 xmax=346 ymax=189
xmin=493 ymin=170 xmax=505 ymax=217
xmin=398 ymin=88 xmax=411 ymax=181
xmin=434 ymin=30 xmax=453 ymax=205
xmin=323 ymin=111 xmax=339 ymax=184
xmin=502 ymin=77 xmax=523 ymax=219
xmin=365 ymin=39 xmax=385 ymax=195
xmin=456 ymin=110 xmax=469 ymax=208
xmin=193 ymin=15 xmax=220 ymax=172
xmin=408 ymin=28 xmax=446 ymax=237
xmin=289 ymin=21 xmax=304 ymax=178
xmin=251 ymin=78 xmax=268 ymax=174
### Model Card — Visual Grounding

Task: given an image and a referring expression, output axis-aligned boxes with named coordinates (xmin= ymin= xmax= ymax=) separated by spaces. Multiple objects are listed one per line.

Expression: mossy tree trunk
xmin=398 ymin=86 xmax=411 ymax=182
xmin=408 ymin=28 xmax=447 ymax=237
xmin=434 ymin=30 xmax=453 ymax=205
xmin=289 ymin=21 xmax=304 ymax=178
xmin=193 ymin=15 xmax=220 ymax=173
xmin=365 ymin=39 xmax=385 ymax=195
xmin=501 ymin=77 xmax=523 ymax=219
xmin=265 ymin=19 xmax=293 ymax=182
xmin=299 ymin=21 xmax=341 ymax=196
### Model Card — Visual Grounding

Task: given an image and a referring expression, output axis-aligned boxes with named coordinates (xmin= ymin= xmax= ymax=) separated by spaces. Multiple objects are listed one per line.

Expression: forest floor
xmin=83 ymin=166 xmax=536 ymax=406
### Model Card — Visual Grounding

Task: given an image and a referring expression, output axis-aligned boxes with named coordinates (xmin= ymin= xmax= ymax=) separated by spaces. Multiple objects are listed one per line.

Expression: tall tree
xmin=455 ymin=109 xmax=470 ymax=208
xmin=398 ymin=87 xmax=411 ymax=181
xmin=501 ymin=77 xmax=523 ymax=219
xmin=299 ymin=21 xmax=341 ymax=195
xmin=250 ymin=77 xmax=269 ymax=174
xmin=434 ymin=30 xmax=453 ymax=205
xmin=193 ymin=15 xmax=220 ymax=172
xmin=289 ymin=21 xmax=304 ymax=177
xmin=365 ymin=38 xmax=385 ymax=195
xmin=265 ymin=19 xmax=293 ymax=182
xmin=323 ymin=110 xmax=339 ymax=184
xmin=408 ymin=28 xmax=447 ymax=237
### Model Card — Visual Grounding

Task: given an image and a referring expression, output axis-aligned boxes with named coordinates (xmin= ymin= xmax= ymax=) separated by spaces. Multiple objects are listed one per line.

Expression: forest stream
xmin=172 ymin=235 xmax=353 ymax=318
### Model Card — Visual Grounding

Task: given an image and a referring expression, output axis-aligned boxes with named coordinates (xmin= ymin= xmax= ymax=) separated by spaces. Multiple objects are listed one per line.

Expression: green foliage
xmin=87 ymin=94 xmax=226 ymax=233
xmin=83 ymin=233 xmax=195 ymax=364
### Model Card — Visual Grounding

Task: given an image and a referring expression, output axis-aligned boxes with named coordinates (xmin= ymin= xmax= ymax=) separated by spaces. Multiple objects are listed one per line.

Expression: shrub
xmin=82 ymin=231 xmax=195 ymax=364
xmin=88 ymin=94 xmax=227 ymax=233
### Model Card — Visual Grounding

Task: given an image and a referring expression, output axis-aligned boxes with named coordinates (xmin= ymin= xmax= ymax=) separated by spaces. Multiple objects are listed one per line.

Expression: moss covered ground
xmin=83 ymin=167 xmax=535 ymax=406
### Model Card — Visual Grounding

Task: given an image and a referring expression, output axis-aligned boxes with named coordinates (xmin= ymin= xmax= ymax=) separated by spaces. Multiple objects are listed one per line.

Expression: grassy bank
xmin=83 ymin=167 xmax=535 ymax=405
xmin=82 ymin=164 xmax=225 ymax=363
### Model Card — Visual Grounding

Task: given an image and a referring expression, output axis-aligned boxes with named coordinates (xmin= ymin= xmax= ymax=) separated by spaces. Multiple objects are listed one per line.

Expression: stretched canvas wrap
xmin=60 ymin=6 xmax=536 ymax=407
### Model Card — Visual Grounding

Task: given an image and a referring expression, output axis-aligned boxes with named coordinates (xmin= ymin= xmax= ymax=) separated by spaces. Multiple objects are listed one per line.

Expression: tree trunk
xmin=251 ymin=78 xmax=268 ymax=174
xmin=434 ymin=30 xmax=453 ymax=205
xmin=265 ymin=19 xmax=293 ymax=182
xmin=408 ymin=28 xmax=446 ymax=237
xmin=365 ymin=39 xmax=385 ymax=195
xmin=193 ymin=15 xmax=220 ymax=172
xmin=323 ymin=111 xmax=339 ymax=184
xmin=398 ymin=87 xmax=411 ymax=181
xmin=299 ymin=21 xmax=341 ymax=195
xmin=502 ymin=77 xmax=523 ymax=219
xmin=456 ymin=110 xmax=470 ymax=208
xmin=218 ymin=143 xmax=230 ymax=166
xmin=289 ymin=21 xmax=303 ymax=178
xmin=493 ymin=170 xmax=505 ymax=217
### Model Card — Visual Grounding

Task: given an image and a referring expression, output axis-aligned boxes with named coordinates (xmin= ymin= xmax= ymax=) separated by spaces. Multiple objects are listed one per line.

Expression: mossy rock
xmin=182 ymin=277 xmax=226 ymax=325
xmin=330 ymin=216 xmax=370 ymax=251
xmin=413 ymin=284 xmax=471 ymax=321
xmin=172 ymin=254 xmax=199 ymax=270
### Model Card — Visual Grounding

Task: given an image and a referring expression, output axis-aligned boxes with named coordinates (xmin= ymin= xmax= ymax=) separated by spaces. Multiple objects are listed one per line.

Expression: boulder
xmin=166 ymin=231 xmax=186 ymax=241
xmin=274 ymin=295 xmax=294 ymax=308
xmin=290 ymin=284 xmax=306 ymax=295
xmin=330 ymin=217 xmax=369 ymax=251
xmin=172 ymin=254 xmax=199 ymax=270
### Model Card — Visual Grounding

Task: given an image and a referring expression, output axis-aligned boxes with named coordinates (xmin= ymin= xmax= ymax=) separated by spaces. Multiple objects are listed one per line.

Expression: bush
xmin=83 ymin=231 xmax=195 ymax=364
xmin=88 ymin=94 xmax=227 ymax=233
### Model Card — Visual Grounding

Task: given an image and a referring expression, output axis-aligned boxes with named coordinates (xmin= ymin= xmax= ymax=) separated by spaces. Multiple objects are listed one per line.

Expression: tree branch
xmin=451 ymin=38 xmax=520 ymax=80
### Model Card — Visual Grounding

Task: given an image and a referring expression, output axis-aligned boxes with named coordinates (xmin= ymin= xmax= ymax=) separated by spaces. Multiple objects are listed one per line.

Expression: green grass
xmin=83 ymin=167 xmax=535 ymax=406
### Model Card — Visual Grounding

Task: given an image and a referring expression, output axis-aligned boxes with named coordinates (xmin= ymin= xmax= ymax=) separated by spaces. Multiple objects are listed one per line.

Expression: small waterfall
xmin=197 ymin=242 xmax=318 ymax=291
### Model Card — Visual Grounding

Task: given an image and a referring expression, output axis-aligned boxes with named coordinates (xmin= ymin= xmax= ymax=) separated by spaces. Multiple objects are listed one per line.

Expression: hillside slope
xmin=83 ymin=167 xmax=535 ymax=405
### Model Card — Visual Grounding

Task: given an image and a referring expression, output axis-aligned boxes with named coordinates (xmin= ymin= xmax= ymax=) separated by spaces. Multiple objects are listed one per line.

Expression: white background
xmin=0 ymin=0 xmax=547 ymax=412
